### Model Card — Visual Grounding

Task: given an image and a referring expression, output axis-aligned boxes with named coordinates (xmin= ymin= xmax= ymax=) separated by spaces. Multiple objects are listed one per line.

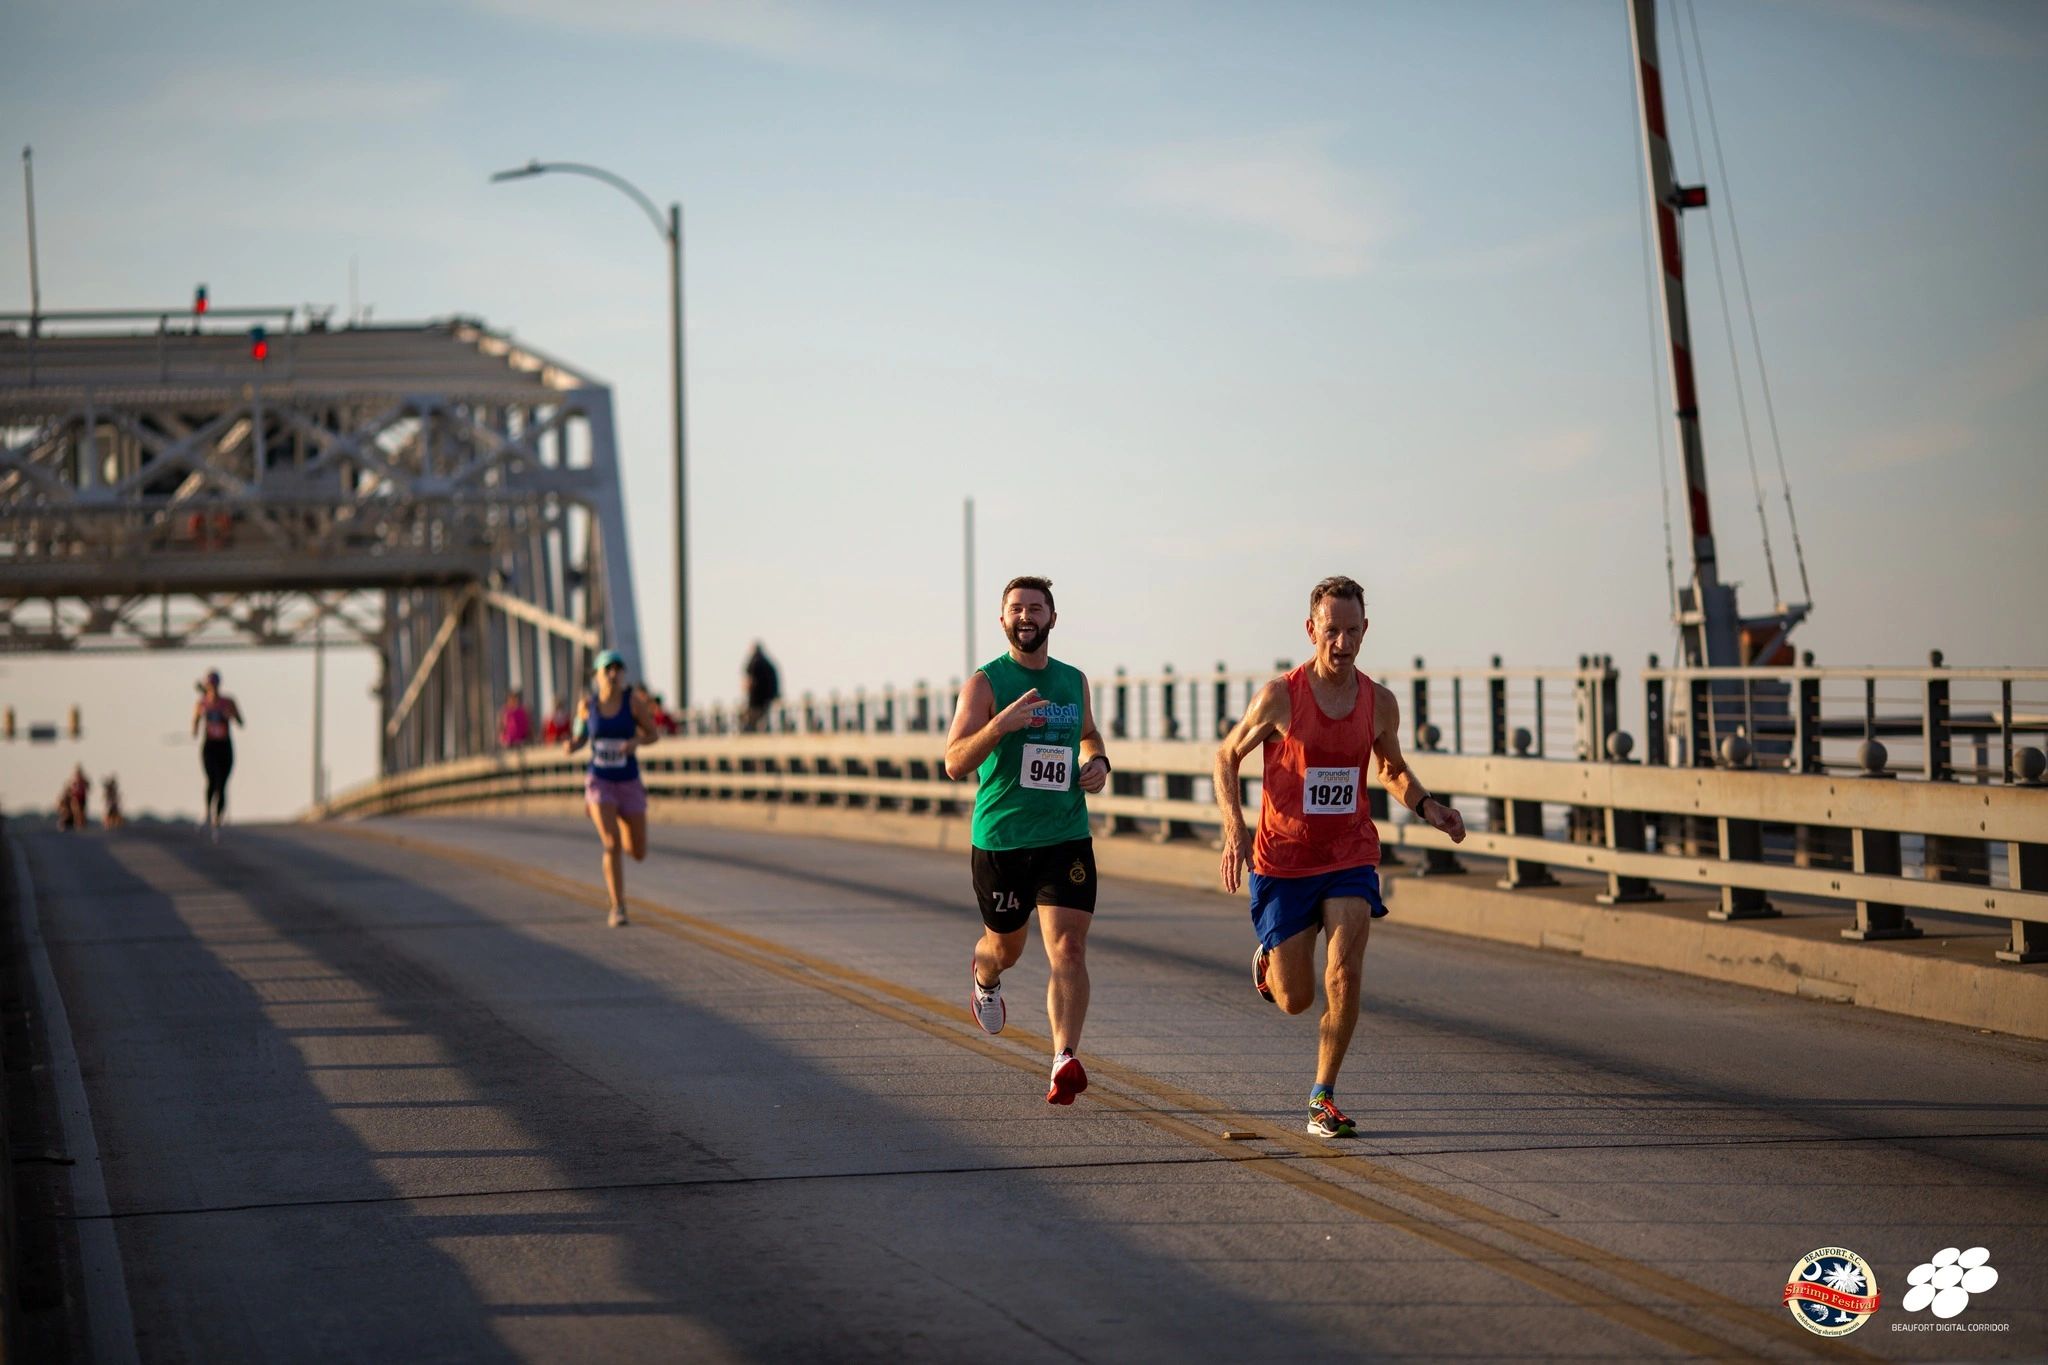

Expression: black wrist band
xmin=1092 ymin=753 xmax=1111 ymax=772
xmin=1412 ymin=793 xmax=1434 ymax=816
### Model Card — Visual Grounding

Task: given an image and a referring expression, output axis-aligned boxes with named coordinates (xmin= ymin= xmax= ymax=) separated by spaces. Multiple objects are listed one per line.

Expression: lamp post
xmin=491 ymin=159 xmax=689 ymax=707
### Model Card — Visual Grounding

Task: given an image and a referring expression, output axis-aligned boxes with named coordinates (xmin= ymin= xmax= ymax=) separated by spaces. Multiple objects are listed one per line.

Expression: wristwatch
xmin=1092 ymin=753 xmax=1112 ymax=772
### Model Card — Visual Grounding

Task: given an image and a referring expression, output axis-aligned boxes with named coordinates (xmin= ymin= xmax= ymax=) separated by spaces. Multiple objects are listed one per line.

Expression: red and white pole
xmin=1629 ymin=0 xmax=1737 ymax=665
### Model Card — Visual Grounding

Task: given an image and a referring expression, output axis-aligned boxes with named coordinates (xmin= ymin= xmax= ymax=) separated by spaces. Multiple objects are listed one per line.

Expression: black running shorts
xmin=970 ymin=836 xmax=1097 ymax=932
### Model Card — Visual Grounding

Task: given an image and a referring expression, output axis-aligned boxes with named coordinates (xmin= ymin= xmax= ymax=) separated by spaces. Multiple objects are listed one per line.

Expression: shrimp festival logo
xmin=1783 ymin=1247 xmax=1880 ymax=1337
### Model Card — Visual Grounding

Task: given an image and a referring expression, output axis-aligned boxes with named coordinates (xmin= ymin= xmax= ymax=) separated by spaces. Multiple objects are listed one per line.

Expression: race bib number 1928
xmin=1021 ymin=743 xmax=1073 ymax=792
xmin=1302 ymin=766 xmax=1359 ymax=815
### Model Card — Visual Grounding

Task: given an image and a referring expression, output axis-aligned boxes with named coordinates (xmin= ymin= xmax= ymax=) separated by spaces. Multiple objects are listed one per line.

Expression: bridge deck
xmin=10 ymin=820 xmax=2045 ymax=1361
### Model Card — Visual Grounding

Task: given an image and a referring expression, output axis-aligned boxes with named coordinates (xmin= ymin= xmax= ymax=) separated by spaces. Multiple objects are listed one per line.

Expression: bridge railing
xmin=318 ymin=717 xmax=2048 ymax=966
xmin=678 ymin=657 xmax=2048 ymax=784
xmin=679 ymin=659 xmax=1620 ymax=763
xmin=1648 ymin=656 xmax=2048 ymax=781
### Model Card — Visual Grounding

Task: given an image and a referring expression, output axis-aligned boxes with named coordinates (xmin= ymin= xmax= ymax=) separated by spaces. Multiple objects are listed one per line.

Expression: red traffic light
xmin=194 ymin=284 xmax=209 ymax=315
xmin=249 ymin=324 xmax=268 ymax=362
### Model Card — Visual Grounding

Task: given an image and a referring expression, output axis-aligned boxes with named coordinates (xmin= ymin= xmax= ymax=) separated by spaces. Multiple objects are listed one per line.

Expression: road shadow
xmin=468 ymin=817 xmax=2048 ymax=1180
xmin=30 ymin=826 xmax=1357 ymax=1364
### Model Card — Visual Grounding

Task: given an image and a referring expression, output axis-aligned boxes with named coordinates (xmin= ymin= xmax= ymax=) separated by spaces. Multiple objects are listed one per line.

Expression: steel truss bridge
xmin=0 ymin=309 xmax=640 ymax=773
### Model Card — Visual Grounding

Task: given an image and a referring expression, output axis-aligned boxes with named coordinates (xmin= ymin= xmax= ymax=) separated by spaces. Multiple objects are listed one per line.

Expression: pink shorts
xmin=584 ymin=773 xmax=648 ymax=816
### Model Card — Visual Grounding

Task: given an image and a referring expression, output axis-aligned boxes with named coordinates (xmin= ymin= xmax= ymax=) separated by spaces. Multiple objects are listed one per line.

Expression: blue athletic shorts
xmin=1248 ymin=865 xmax=1387 ymax=951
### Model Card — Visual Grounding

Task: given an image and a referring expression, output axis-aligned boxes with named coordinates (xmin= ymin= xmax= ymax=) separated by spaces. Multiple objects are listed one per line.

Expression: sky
xmin=2 ymin=0 xmax=2045 ymax=822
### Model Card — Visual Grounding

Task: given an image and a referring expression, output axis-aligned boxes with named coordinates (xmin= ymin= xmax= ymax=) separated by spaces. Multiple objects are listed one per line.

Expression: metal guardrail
xmin=316 ymin=725 xmax=2048 ymax=966
xmin=676 ymin=658 xmax=2048 ymax=786
xmin=1648 ymin=656 xmax=2048 ymax=781
xmin=677 ymin=660 xmax=1620 ymax=764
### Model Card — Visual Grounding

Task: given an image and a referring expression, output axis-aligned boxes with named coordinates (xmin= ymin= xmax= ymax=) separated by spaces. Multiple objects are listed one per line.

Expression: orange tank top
xmin=1253 ymin=664 xmax=1381 ymax=877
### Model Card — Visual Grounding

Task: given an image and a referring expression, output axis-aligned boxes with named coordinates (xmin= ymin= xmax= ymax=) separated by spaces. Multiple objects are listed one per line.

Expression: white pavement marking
xmin=7 ymin=835 xmax=142 ymax=1365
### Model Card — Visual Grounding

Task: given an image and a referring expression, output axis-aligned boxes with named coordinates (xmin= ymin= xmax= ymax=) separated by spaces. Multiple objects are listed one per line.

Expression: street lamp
xmin=491 ymin=159 xmax=690 ymax=708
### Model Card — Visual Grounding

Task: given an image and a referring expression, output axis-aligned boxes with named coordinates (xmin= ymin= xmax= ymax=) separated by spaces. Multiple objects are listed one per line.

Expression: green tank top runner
xmin=970 ymin=653 xmax=1093 ymax=851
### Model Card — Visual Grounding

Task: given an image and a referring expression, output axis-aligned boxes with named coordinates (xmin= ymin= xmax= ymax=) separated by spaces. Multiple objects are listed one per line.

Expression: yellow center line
xmin=335 ymin=824 xmax=1871 ymax=1361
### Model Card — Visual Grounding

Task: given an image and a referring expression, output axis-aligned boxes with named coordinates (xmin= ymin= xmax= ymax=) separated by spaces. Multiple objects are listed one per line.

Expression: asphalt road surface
xmin=13 ymin=817 xmax=2046 ymax=1362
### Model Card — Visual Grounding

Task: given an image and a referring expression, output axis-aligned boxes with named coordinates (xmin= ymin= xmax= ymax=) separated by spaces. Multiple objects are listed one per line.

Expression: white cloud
xmin=1840 ymin=419 xmax=1977 ymax=473
xmin=146 ymin=72 xmax=454 ymax=127
xmin=459 ymin=0 xmax=920 ymax=75
xmin=1392 ymin=215 xmax=1632 ymax=282
xmin=1791 ymin=0 xmax=2043 ymax=61
xmin=1127 ymin=129 xmax=1402 ymax=279
xmin=1829 ymin=312 xmax=2046 ymax=473
xmin=1515 ymin=427 xmax=1605 ymax=476
xmin=1958 ymin=314 xmax=2048 ymax=408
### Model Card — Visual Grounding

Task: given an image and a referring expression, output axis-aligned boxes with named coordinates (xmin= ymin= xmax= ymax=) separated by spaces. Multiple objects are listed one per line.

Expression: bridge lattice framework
xmin=0 ymin=310 xmax=641 ymax=774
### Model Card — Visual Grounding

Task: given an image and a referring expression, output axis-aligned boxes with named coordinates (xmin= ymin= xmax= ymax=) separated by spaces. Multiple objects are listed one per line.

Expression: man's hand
xmin=1423 ymin=798 xmax=1467 ymax=843
xmin=995 ymin=688 xmax=1047 ymax=734
xmin=1219 ymin=827 xmax=1254 ymax=893
xmin=1078 ymin=756 xmax=1109 ymax=793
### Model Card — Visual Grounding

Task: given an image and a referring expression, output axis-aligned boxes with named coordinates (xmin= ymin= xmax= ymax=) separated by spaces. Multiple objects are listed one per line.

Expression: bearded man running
xmin=945 ymin=576 xmax=1110 ymax=1105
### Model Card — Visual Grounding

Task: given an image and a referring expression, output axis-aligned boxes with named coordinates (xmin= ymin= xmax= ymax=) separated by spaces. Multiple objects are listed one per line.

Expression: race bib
xmin=1020 ymin=743 xmax=1073 ymax=792
xmin=1302 ymin=766 xmax=1359 ymax=815
xmin=592 ymin=738 xmax=631 ymax=767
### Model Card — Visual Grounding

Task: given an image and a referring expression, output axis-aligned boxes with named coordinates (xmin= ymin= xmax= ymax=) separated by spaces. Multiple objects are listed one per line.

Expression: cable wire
xmin=1683 ymin=0 xmax=1814 ymax=610
xmin=1670 ymin=0 xmax=1782 ymax=607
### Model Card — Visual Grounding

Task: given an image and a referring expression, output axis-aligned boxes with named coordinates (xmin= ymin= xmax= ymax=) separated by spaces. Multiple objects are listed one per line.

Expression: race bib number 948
xmin=1303 ymin=766 xmax=1359 ymax=815
xmin=1021 ymin=743 xmax=1073 ymax=792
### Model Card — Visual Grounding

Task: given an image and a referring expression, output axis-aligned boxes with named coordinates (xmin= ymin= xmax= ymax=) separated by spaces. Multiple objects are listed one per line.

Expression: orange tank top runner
xmin=1253 ymin=664 xmax=1381 ymax=877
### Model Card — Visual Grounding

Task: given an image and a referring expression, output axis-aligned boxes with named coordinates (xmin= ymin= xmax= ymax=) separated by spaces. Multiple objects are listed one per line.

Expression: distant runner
xmin=945 ymin=576 xmax=1110 ymax=1105
xmin=1213 ymin=577 xmax=1465 ymax=1138
xmin=192 ymin=671 xmax=244 ymax=842
xmin=102 ymin=774 xmax=124 ymax=830
xmin=566 ymin=649 xmax=659 ymax=927
xmin=60 ymin=765 xmax=90 ymax=831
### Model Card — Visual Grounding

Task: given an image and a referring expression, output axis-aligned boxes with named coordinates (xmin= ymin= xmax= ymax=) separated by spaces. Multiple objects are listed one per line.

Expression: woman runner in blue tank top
xmin=565 ymin=649 xmax=659 ymax=926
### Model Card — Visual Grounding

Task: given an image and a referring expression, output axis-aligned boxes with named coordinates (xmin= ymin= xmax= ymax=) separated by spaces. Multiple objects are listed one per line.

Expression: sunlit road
xmin=14 ymin=817 xmax=2047 ymax=1362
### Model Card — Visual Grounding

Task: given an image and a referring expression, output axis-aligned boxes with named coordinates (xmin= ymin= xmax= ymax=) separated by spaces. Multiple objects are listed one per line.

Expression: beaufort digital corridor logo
xmin=1783 ymin=1247 xmax=1879 ymax=1337
xmin=1901 ymin=1246 xmax=1998 ymax=1320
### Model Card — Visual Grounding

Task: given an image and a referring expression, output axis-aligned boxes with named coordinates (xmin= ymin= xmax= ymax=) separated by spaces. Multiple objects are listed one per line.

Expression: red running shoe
xmin=1046 ymin=1051 xmax=1088 ymax=1105
xmin=1306 ymin=1096 xmax=1356 ymax=1139
xmin=1253 ymin=945 xmax=1275 ymax=1003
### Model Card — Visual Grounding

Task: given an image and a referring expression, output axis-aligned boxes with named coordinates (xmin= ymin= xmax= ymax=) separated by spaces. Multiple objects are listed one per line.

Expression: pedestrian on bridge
xmin=742 ymin=642 xmax=781 ymax=733
xmin=1214 ymin=576 xmax=1466 ymax=1139
xmin=499 ymin=689 xmax=533 ymax=748
xmin=192 ymin=671 xmax=243 ymax=843
xmin=566 ymin=650 xmax=659 ymax=927
xmin=946 ymin=576 xmax=1111 ymax=1106
xmin=542 ymin=696 xmax=572 ymax=746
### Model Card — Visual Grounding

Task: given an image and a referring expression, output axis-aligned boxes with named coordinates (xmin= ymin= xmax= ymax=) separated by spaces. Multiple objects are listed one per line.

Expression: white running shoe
xmin=608 ymin=905 xmax=629 ymax=928
xmin=970 ymin=969 xmax=1005 ymax=1035
xmin=1047 ymin=1051 xmax=1087 ymax=1105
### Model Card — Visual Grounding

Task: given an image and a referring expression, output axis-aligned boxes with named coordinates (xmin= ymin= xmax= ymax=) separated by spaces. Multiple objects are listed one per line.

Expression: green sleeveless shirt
xmin=971 ymin=653 xmax=1092 ymax=851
